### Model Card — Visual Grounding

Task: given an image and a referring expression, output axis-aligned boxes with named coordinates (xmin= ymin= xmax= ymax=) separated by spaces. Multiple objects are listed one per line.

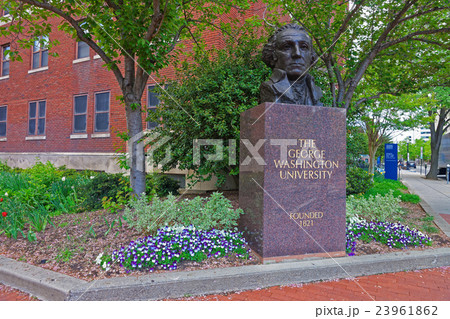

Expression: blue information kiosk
xmin=385 ymin=143 xmax=398 ymax=180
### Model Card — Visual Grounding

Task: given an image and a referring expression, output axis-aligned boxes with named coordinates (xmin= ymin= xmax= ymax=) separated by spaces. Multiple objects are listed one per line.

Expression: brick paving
xmin=182 ymin=267 xmax=450 ymax=301
xmin=440 ymin=214 xmax=450 ymax=224
xmin=1 ymin=267 xmax=448 ymax=301
xmin=0 ymin=284 xmax=38 ymax=301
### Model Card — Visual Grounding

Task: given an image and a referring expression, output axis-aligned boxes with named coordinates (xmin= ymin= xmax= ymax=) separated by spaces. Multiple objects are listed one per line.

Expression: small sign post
xmin=420 ymin=147 xmax=423 ymax=175
xmin=385 ymin=143 xmax=398 ymax=181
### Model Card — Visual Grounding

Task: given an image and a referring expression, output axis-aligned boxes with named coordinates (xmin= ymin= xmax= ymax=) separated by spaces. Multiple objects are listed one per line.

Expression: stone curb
xmin=1 ymin=248 xmax=449 ymax=300
xmin=417 ymin=199 xmax=450 ymax=237
xmin=0 ymin=256 xmax=87 ymax=301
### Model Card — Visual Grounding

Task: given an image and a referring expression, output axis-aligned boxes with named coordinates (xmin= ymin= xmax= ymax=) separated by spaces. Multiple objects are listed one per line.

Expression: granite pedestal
xmin=239 ymin=103 xmax=346 ymax=262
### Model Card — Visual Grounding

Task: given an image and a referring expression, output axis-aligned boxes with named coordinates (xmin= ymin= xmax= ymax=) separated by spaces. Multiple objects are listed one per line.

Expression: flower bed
xmin=98 ymin=226 xmax=251 ymax=272
xmin=0 ymin=191 xmax=448 ymax=282
xmin=346 ymin=220 xmax=432 ymax=256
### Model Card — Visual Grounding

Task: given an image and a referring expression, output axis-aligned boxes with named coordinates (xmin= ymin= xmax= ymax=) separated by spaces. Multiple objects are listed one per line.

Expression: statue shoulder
xmin=307 ymin=74 xmax=324 ymax=106
xmin=259 ymin=80 xmax=276 ymax=104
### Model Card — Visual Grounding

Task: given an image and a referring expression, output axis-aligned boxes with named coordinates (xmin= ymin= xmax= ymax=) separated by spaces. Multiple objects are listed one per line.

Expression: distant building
xmin=419 ymin=128 xmax=431 ymax=141
xmin=394 ymin=127 xmax=431 ymax=143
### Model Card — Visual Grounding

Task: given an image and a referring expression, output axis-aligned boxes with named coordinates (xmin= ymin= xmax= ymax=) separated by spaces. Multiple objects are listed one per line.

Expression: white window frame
xmin=94 ymin=91 xmax=110 ymax=133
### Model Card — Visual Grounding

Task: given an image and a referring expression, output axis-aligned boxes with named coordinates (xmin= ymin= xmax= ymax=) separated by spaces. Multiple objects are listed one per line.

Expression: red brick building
xmin=0 ymin=4 xmax=266 ymax=190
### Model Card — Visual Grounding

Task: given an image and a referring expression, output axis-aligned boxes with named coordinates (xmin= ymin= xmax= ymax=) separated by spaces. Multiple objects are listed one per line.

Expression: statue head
xmin=262 ymin=24 xmax=316 ymax=81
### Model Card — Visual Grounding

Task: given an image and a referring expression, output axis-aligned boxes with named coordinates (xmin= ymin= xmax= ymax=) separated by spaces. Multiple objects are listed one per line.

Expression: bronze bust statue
xmin=260 ymin=24 xmax=323 ymax=106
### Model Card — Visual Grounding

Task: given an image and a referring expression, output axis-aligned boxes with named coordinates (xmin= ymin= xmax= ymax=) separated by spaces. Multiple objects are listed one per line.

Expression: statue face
xmin=274 ymin=29 xmax=313 ymax=81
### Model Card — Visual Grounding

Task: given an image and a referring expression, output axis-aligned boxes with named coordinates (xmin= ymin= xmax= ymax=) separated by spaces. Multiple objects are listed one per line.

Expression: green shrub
xmin=346 ymin=190 xmax=404 ymax=222
xmin=79 ymin=173 xmax=130 ymax=211
xmin=124 ymin=192 xmax=243 ymax=234
xmin=0 ymin=160 xmax=12 ymax=172
xmin=50 ymin=176 xmax=89 ymax=214
xmin=0 ymin=162 xmax=125 ymax=240
xmin=364 ymin=175 xmax=420 ymax=203
xmin=346 ymin=166 xmax=373 ymax=195
xmin=146 ymin=174 xmax=181 ymax=197
xmin=23 ymin=161 xmax=64 ymax=188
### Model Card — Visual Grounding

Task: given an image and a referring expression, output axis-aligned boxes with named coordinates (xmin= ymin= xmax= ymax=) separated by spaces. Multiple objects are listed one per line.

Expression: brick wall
xmin=0 ymin=1 xmax=268 ymax=157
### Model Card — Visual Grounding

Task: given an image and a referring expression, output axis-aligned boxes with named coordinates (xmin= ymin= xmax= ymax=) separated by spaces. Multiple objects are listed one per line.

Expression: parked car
xmin=407 ymin=161 xmax=416 ymax=169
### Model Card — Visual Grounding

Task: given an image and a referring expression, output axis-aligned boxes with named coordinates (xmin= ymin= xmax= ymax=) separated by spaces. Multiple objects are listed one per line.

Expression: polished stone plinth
xmin=239 ymin=102 xmax=346 ymax=260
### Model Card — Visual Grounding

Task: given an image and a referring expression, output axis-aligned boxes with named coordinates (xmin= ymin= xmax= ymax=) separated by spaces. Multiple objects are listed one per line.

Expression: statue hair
xmin=262 ymin=23 xmax=316 ymax=69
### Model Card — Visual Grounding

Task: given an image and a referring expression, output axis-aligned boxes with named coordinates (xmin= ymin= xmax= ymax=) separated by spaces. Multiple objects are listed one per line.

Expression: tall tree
xmin=148 ymin=27 xmax=270 ymax=187
xmin=357 ymin=96 xmax=419 ymax=176
xmin=398 ymin=138 xmax=431 ymax=162
xmin=424 ymin=87 xmax=450 ymax=179
xmin=263 ymin=0 xmax=449 ymax=110
xmin=0 ymin=0 xmax=250 ymax=195
xmin=392 ymin=88 xmax=449 ymax=179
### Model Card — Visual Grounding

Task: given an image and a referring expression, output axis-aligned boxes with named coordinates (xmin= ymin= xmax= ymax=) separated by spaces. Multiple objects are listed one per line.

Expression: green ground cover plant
xmin=124 ymin=192 xmax=244 ymax=235
xmin=346 ymin=190 xmax=405 ymax=223
xmin=364 ymin=175 xmax=420 ymax=203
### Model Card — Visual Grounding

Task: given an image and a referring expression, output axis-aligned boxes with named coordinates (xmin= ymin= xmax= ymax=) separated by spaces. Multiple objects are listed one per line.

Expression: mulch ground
xmin=0 ymin=191 xmax=448 ymax=282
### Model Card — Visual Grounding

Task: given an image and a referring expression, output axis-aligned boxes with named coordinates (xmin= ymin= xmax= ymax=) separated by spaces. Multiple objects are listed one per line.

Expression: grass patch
xmin=364 ymin=175 xmax=420 ymax=203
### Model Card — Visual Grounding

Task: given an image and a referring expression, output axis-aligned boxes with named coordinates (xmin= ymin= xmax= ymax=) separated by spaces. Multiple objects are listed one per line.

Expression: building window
xmin=32 ymin=36 xmax=49 ymax=69
xmin=0 ymin=106 xmax=6 ymax=137
xmin=74 ymin=95 xmax=88 ymax=133
xmin=77 ymin=41 xmax=89 ymax=59
xmin=28 ymin=100 xmax=46 ymax=135
xmin=147 ymin=85 xmax=160 ymax=129
xmin=1 ymin=44 xmax=9 ymax=76
xmin=94 ymin=92 xmax=110 ymax=132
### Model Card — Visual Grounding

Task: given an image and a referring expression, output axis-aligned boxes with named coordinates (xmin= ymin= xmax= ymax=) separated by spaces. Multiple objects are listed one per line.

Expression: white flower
xmin=4 ymin=192 xmax=8 ymax=196
xmin=90 ymin=176 xmax=95 ymax=180
xmin=102 ymin=262 xmax=110 ymax=271
xmin=71 ymin=186 xmax=75 ymax=189
xmin=61 ymin=177 xmax=66 ymax=182
xmin=95 ymin=253 xmax=103 ymax=265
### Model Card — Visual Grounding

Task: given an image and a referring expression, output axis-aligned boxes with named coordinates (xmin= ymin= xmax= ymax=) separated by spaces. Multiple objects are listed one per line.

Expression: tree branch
xmin=331 ymin=56 xmax=344 ymax=105
xmin=144 ymin=0 xmax=165 ymax=42
xmin=381 ymin=28 xmax=450 ymax=50
xmin=411 ymin=37 xmax=447 ymax=47
xmin=168 ymin=23 xmax=190 ymax=52
xmin=104 ymin=0 xmax=120 ymax=10
xmin=397 ymin=6 xmax=449 ymax=25
xmin=354 ymin=91 xmax=398 ymax=108
xmin=341 ymin=0 xmax=418 ymax=108
xmin=328 ymin=0 xmax=365 ymax=53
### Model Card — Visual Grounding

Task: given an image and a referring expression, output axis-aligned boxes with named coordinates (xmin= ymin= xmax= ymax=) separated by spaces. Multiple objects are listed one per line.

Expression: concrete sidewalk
xmin=400 ymin=170 xmax=450 ymax=236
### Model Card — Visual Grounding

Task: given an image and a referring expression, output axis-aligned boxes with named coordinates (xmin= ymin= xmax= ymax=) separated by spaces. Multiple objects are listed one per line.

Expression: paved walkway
xmin=2 ymin=267 xmax=448 ymax=301
xmin=0 ymin=283 xmax=37 ymax=301
xmin=400 ymin=169 xmax=450 ymax=236
xmin=185 ymin=267 xmax=450 ymax=301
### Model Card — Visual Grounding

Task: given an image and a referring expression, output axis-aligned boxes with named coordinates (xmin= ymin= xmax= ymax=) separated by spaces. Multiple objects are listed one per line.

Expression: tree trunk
xmin=125 ymin=99 xmax=146 ymax=196
xmin=368 ymin=143 xmax=376 ymax=176
xmin=365 ymin=119 xmax=382 ymax=178
xmin=426 ymin=144 xmax=440 ymax=179
xmin=426 ymin=107 xmax=447 ymax=180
